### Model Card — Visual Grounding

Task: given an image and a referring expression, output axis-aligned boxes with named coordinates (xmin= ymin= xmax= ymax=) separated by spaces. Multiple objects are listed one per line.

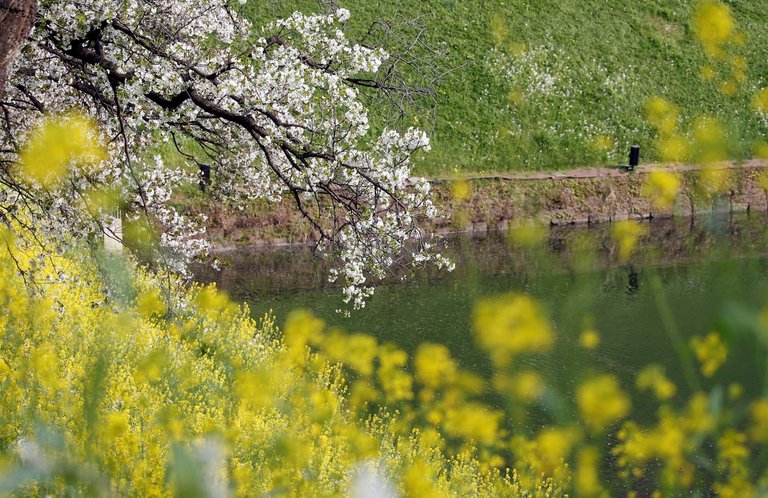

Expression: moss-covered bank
xmin=180 ymin=160 xmax=768 ymax=250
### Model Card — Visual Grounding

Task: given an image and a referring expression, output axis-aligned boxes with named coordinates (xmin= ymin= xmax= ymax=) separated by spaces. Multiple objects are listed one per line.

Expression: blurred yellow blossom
xmin=642 ymin=170 xmax=681 ymax=210
xmin=721 ymin=80 xmax=737 ymax=96
xmin=657 ymin=134 xmax=690 ymax=163
xmin=612 ymin=219 xmax=647 ymax=263
xmin=748 ymin=399 xmax=768 ymax=443
xmin=30 ymin=342 xmax=61 ymax=391
xmin=753 ymin=87 xmax=768 ymax=114
xmin=378 ymin=344 xmax=414 ymax=402
xmin=692 ymin=116 xmax=728 ymax=164
xmin=752 ymin=140 xmax=768 ymax=160
xmin=533 ymin=427 xmax=581 ymax=475
xmin=19 ymin=112 xmax=107 ymax=187
xmin=577 ymin=375 xmax=631 ymax=433
xmin=579 ymin=328 xmax=600 ymax=350
xmin=508 ymin=371 xmax=545 ymax=402
xmin=490 ymin=13 xmax=509 ymax=45
xmin=699 ymin=165 xmax=729 ymax=194
xmin=507 ymin=223 xmax=547 ymax=248
xmin=137 ymin=289 xmax=167 ymax=318
xmin=104 ymin=411 xmax=130 ymax=440
xmin=402 ymin=459 xmax=439 ymax=498
xmin=450 ymin=179 xmax=471 ymax=201
xmin=718 ymin=430 xmax=749 ymax=465
xmin=473 ymin=293 xmax=554 ymax=367
xmin=591 ymin=134 xmax=614 ymax=153
xmin=443 ymin=403 xmax=501 ymax=445
xmin=636 ymin=364 xmax=677 ymax=401
xmin=321 ymin=331 xmax=378 ymax=376
xmin=414 ymin=343 xmax=457 ymax=389
xmin=693 ymin=1 xmax=735 ymax=59
xmin=575 ymin=446 xmax=604 ymax=497
xmin=690 ymin=332 xmax=727 ymax=377
xmin=645 ymin=97 xmax=679 ymax=136
xmin=283 ymin=309 xmax=325 ymax=359
xmin=701 ymin=65 xmax=716 ymax=81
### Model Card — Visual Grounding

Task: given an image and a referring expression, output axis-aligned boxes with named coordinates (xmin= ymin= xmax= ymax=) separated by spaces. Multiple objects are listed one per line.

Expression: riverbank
xmin=182 ymin=160 xmax=768 ymax=251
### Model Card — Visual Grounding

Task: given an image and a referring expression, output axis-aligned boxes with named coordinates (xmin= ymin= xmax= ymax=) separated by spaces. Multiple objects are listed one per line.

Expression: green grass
xmin=245 ymin=1 xmax=768 ymax=174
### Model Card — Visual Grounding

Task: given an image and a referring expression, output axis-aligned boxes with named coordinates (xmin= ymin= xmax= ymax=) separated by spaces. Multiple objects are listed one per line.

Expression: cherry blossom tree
xmin=0 ymin=1 xmax=451 ymax=308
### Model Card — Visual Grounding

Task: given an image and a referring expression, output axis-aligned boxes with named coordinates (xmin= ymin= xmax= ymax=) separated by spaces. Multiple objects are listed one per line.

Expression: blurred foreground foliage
xmin=2 ymin=219 xmax=768 ymax=497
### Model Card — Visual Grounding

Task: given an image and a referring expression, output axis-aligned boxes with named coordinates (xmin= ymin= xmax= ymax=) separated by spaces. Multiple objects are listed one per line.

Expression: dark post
xmin=199 ymin=164 xmax=211 ymax=191
xmin=628 ymin=145 xmax=640 ymax=171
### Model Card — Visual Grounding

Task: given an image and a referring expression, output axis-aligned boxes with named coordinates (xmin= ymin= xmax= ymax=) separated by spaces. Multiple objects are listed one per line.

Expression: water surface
xmin=194 ymin=213 xmax=768 ymax=417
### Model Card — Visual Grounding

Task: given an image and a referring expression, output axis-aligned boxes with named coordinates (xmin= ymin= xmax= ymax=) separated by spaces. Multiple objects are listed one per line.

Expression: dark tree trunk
xmin=0 ymin=0 xmax=37 ymax=96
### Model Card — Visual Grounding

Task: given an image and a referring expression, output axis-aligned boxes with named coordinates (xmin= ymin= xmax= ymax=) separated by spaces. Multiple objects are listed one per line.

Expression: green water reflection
xmin=195 ymin=214 xmax=768 ymax=417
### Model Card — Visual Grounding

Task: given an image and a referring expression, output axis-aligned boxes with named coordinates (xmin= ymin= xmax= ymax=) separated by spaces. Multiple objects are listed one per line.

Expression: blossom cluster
xmin=1 ymin=2 xmax=447 ymax=306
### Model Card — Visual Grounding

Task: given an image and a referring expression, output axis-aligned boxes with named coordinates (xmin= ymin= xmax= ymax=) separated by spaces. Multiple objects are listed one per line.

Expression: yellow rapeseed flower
xmin=748 ymin=399 xmax=768 ymax=443
xmin=490 ymin=14 xmax=509 ymax=45
xmin=753 ymin=87 xmax=768 ymax=114
xmin=378 ymin=345 xmax=413 ymax=402
xmin=692 ymin=1 xmax=735 ymax=59
xmin=322 ymin=331 xmax=378 ymax=376
xmin=751 ymin=140 xmax=768 ymax=160
xmin=414 ymin=343 xmax=457 ymax=389
xmin=717 ymin=430 xmax=748 ymax=465
xmin=137 ymin=289 xmax=167 ymax=318
xmin=645 ymin=97 xmax=679 ymax=136
xmin=104 ymin=411 xmax=130 ymax=440
xmin=579 ymin=328 xmax=600 ymax=350
xmin=690 ymin=332 xmax=727 ymax=377
xmin=508 ymin=371 xmax=545 ymax=402
xmin=533 ymin=427 xmax=581 ymax=475
xmin=19 ymin=112 xmax=107 ymax=187
xmin=612 ymin=219 xmax=647 ymax=263
xmin=575 ymin=446 xmax=603 ymax=497
xmin=591 ymin=134 xmax=615 ymax=153
xmin=507 ymin=223 xmax=547 ymax=248
xmin=577 ymin=375 xmax=631 ymax=433
xmin=450 ymin=179 xmax=472 ymax=201
xmin=699 ymin=165 xmax=730 ymax=194
xmin=701 ymin=65 xmax=716 ymax=81
xmin=692 ymin=116 xmax=727 ymax=164
xmin=657 ymin=134 xmax=690 ymax=163
xmin=443 ymin=403 xmax=501 ymax=445
xmin=642 ymin=170 xmax=681 ymax=211
xmin=402 ymin=459 xmax=439 ymax=498
xmin=636 ymin=364 xmax=677 ymax=401
xmin=30 ymin=342 xmax=61 ymax=391
xmin=283 ymin=309 xmax=325 ymax=360
xmin=473 ymin=293 xmax=554 ymax=367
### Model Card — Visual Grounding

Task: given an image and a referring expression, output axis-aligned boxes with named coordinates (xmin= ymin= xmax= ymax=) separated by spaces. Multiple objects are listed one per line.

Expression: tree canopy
xmin=0 ymin=1 xmax=451 ymax=308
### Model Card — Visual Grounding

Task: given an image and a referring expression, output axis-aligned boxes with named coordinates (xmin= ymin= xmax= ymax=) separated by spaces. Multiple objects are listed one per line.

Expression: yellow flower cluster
xmin=693 ymin=1 xmax=735 ymax=59
xmin=636 ymin=364 xmax=677 ymax=401
xmin=611 ymin=219 xmax=647 ymax=263
xmin=690 ymin=332 xmax=728 ymax=377
xmin=645 ymin=97 xmax=689 ymax=163
xmin=576 ymin=375 xmax=631 ymax=433
xmin=579 ymin=328 xmax=600 ymax=349
xmin=4 ymin=221 xmax=768 ymax=496
xmin=19 ymin=112 xmax=107 ymax=187
xmin=642 ymin=170 xmax=681 ymax=211
xmin=692 ymin=1 xmax=746 ymax=95
xmin=473 ymin=293 xmax=554 ymax=367
xmin=0 ymin=228 xmax=535 ymax=497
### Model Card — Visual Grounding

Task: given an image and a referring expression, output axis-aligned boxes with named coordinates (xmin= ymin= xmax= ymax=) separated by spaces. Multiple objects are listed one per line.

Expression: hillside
xmin=247 ymin=1 xmax=768 ymax=174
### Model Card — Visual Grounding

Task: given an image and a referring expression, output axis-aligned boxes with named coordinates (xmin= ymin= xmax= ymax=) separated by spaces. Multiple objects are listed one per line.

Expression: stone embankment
xmin=192 ymin=160 xmax=768 ymax=251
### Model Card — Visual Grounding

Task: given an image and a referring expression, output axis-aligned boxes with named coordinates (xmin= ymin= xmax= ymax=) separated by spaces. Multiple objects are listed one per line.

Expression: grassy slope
xmin=246 ymin=1 xmax=768 ymax=174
